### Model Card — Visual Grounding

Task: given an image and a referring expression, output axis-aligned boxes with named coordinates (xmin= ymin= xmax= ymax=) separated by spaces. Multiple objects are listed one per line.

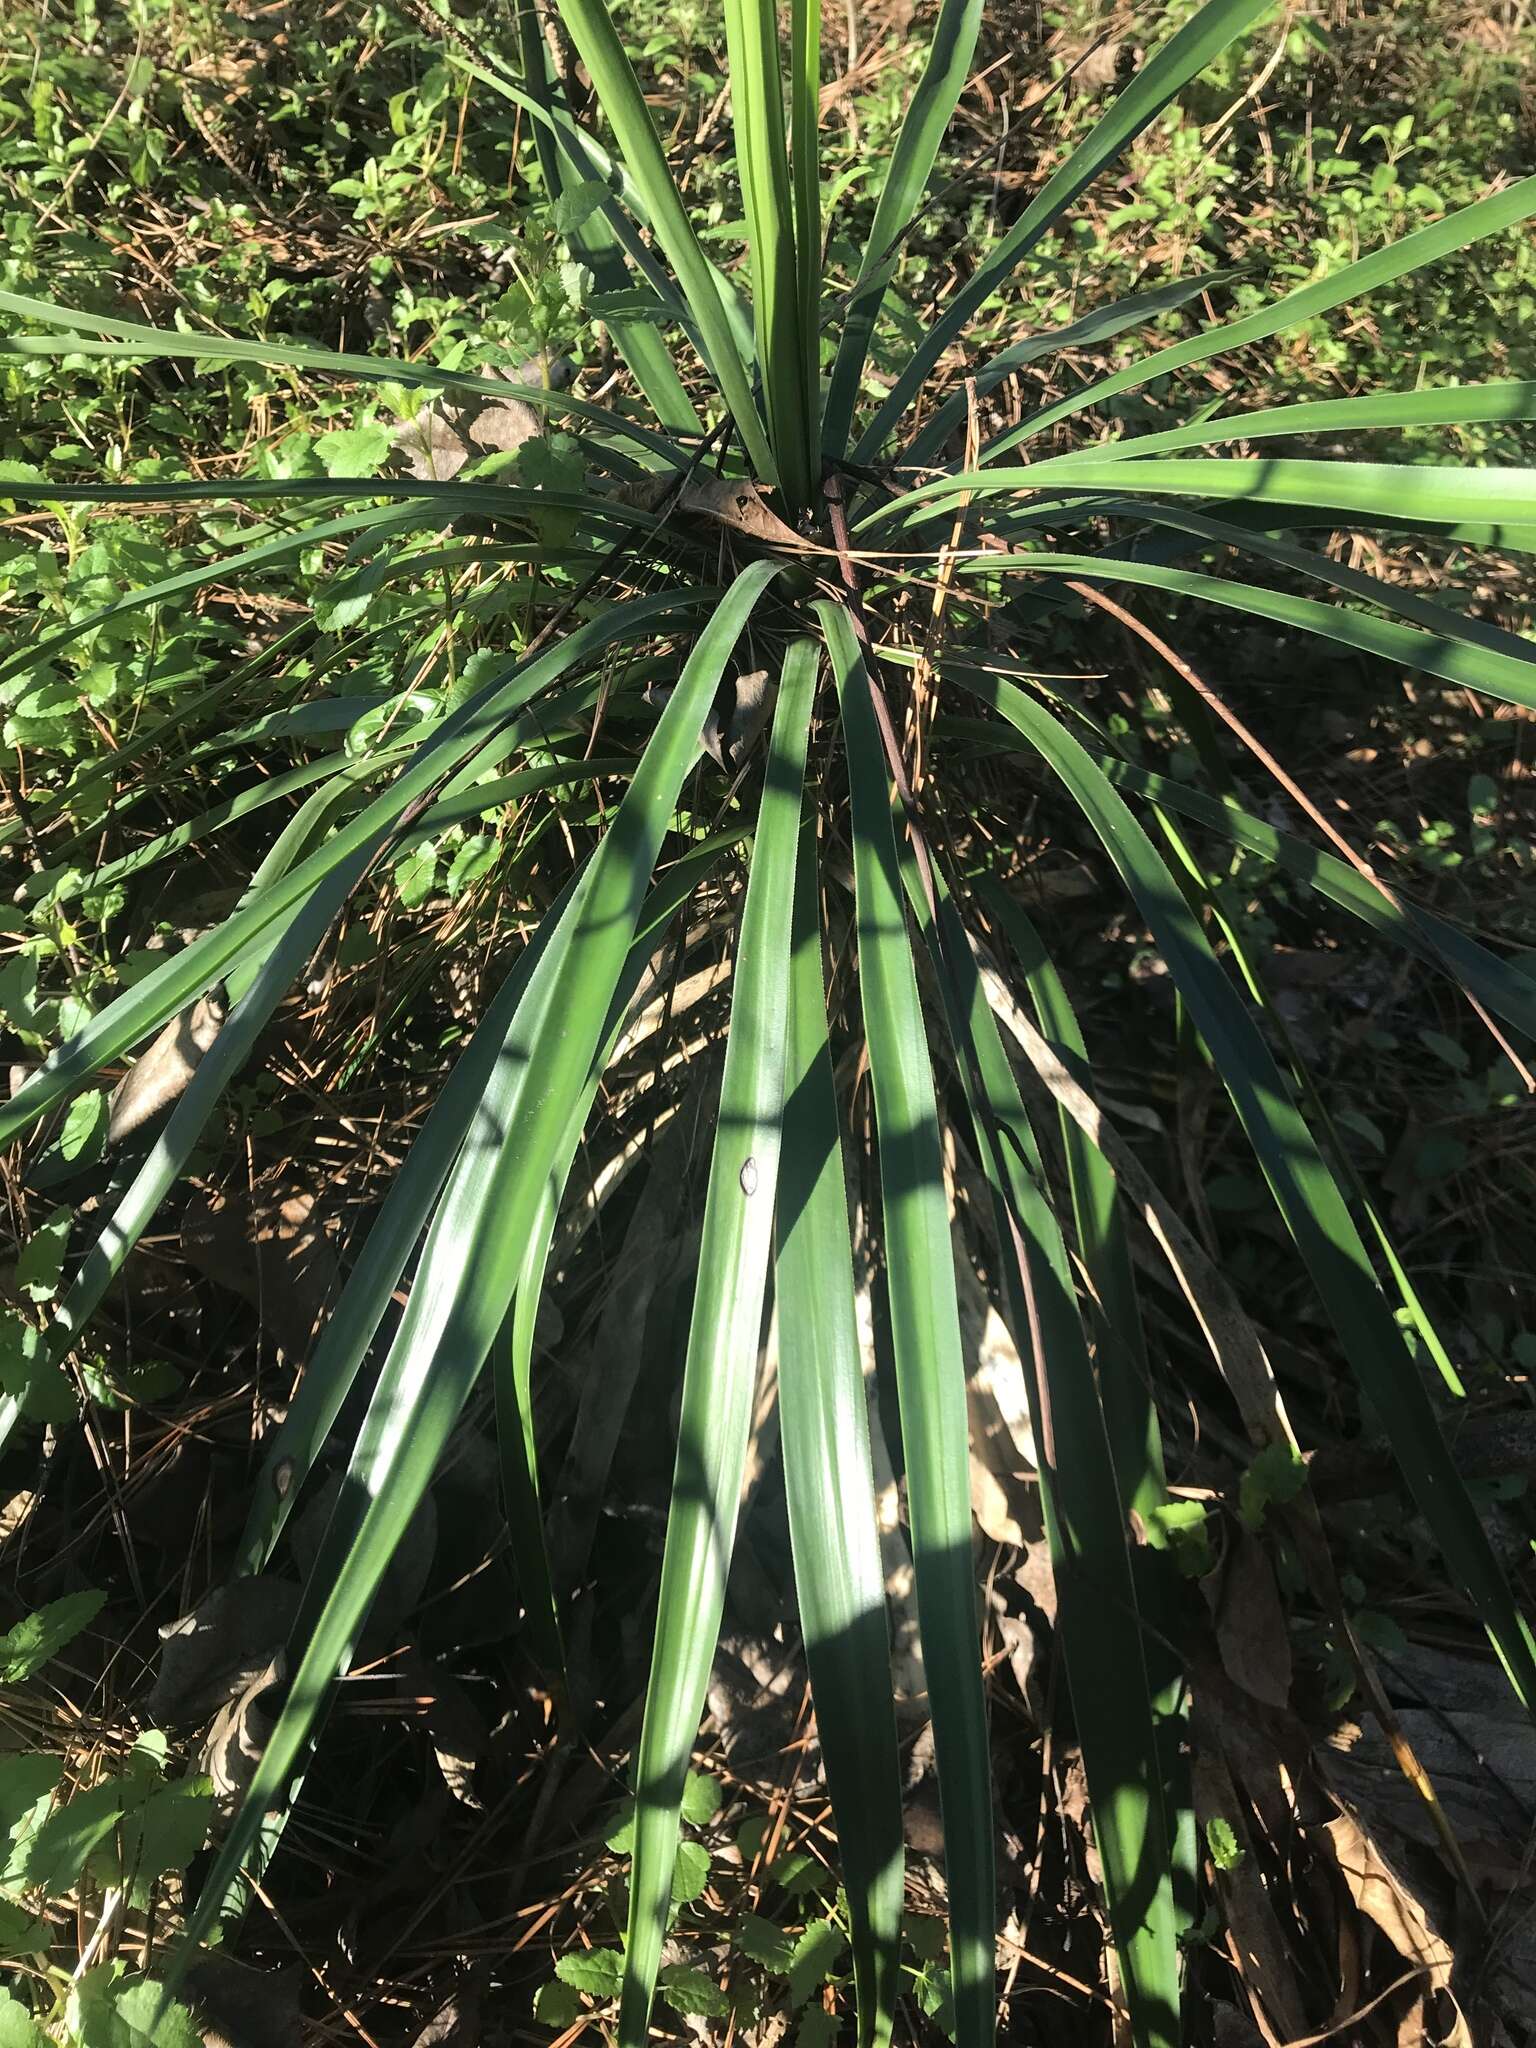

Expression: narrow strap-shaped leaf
xmin=180 ymin=562 xmax=785 ymax=1971
xmin=851 ymin=0 xmax=1274 ymax=462
xmin=901 ymin=272 xmax=1228 ymax=471
xmin=875 ymin=455 xmax=1536 ymax=537
xmin=495 ymin=1210 xmax=566 ymax=1681
xmin=236 ymin=832 xmax=742 ymax=1574
xmin=961 ymin=666 xmax=1536 ymax=1712
xmin=0 ymin=473 xmax=648 ymax=527
xmin=0 ymin=589 xmax=709 ymax=1144
xmin=0 ymin=623 xmax=314 ymax=854
xmin=1036 ymin=378 xmax=1536 ymax=466
xmin=721 ymin=0 xmax=817 ymax=505
xmin=788 ymin=0 xmax=822 ymax=473
xmin=974 ymin=175 xmax=1536 ymax=463
xmin=0 ymin=288 xmax=687 ymax=460
xmin=512 ymin=0 xmax=699 ymax=435
xmin=619 ymin=636 xmax=817 ymax=2045
xmin=935 ymin=549 xmax=1536 ymax=713
xmin=905 ymin=852 xmax=1180 ymax=2048
xmin=777 ymin=810 xmax=904 ymax=2048
xmin=1096 ymin=758 xmax=1536 ymax=1040
xmin=551 ymin=0 xmax=775 ymax=481
xmin=448 ymin=51 xmax=757 ymax=372
xmin=1116 ymin=503 xmax=1536 ymax=684
xmin=0 ymin=505 xmax=420 ymax=693
xmin=42 ymin=845 xmax=368 ymax=1399
xmin=822 ymin=0 xmax=982 ymax=461
xmin=976 ymin=886 xmax=1163 ymax=1520
xmin=820 ymin=600 xmax=995 ymax=2048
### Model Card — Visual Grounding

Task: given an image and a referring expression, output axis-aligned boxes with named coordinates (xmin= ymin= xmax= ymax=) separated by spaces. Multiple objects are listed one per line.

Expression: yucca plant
xmin=3 ymin=0 xmax=1535 ymax=2042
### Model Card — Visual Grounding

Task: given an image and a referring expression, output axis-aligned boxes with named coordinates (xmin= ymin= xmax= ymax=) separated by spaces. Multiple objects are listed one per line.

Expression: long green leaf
xmin=901 ymin=273 xmax=1229 ymax=470
xmin=821 ymin=601 xmax=995 ymax=2048
xmin=822 ymin=0 xmax=982 ymax=460
xmin=852 ymin=0 xmax=1275 ymax=462
xmin=236 ymin=832 xmax=742 ymax=1575
xmin=0 ymin=289 xmax=685 ymax=460
xmin=937 ymin=549 xmax=1536 ymax=712
xmin=777 ymin=813 xmax=904 ymax=2048
xmin=1096 ymin=758 xmax=1536 ymax=1040
xmin=0 ymin=505 xmax=420 ymax=693
xmin=962 ymin=665 xmax=1536 ymax=1711
xmin=1037 ymin=378 xmax=1536 ymax=466
xmin=620 ymin=635 xmax=816 ymax=2044
xmin=975 ymin=176 xmax=1536 ymax=463
xmin=550 ymin=0 xmax=776 ymax=481
xmin=876 ymin=455 xmax=1536 ymax=535
xmin=0 ymin=589 xmax=709 ymax=1144
xmin=182 ymin=561 xmax=786 ymax=1970
xmin=721 ymin=0 xmax=816 ymax=504
xmin=788 ymin=0 xmax=821 ymax=473
xmin=510 ymin=4 xmax=699 ymax=434
xmin=906 ymin=854 xmax=1180 ymax=2048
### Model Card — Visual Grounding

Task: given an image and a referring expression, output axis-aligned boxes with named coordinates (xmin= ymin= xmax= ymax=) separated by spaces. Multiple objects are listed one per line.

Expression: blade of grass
xmin=512 ymin=0 xmax=699 ymax=435
xmin=974 ymin=886 xmax=1162 ymax=1519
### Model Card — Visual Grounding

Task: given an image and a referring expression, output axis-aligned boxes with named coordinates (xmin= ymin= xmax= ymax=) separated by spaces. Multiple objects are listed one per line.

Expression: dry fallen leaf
xmin=391 ymin=358 xmax=574 ymax=482
xmin=181 ymin=1182 xmax=339 ymax=1364
xmin=108 ymin=992 xmax=227 ymax=1146
xmin=701 ymin=667 xmax=775 ymax=771
xmin=1318 ymin=1806 xmax=1471 ymax=2048
xmin=1213 ymin=1531 xmax=1293 ymax=1710
xmin=203 ymin=1652 xmax=286 ymax=1819
xmin=616 ymin=472 xmax=807 ymax=550
xmin=149 ymin=1577 xmax=299 ymax=1729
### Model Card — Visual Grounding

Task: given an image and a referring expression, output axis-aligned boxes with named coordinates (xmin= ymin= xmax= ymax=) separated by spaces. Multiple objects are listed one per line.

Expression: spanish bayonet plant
xmin=2 ymin=1 xmax=1535 ymax=2043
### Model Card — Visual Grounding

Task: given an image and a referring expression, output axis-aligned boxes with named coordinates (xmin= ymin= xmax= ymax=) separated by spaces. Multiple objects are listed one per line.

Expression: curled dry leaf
xmin=108 ymin=992 xmax=227 ymax=1147
xmin=1317 ymin=1807 xmax=1472 ymax=2048
xmin=701 ymin=667 xmax=775 ymax=772
xmin=148 ymin=1577 xmax=299 ymax=1729
xmin=203 ymin=1653 xmax=287 ymax=1820
xmin=390 ymin=357 xmax=575 ymax=482
xmin=615 ymin=472 xmax=807 ymax=551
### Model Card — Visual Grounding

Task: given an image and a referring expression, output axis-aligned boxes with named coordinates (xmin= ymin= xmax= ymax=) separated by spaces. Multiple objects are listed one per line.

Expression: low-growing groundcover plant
xmin=2 ymin=0 xmax=1536 ymax=2041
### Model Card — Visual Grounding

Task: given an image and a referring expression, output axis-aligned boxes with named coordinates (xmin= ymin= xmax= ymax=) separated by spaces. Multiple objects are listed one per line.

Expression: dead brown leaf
xmin=181 ymin=1181 xmax=339 ymax=1363
xmin=108 ymin=992 xmax=227 ymax=1146
xmin=1317 ymin=1807 xmax=1471 ymax=2048
xmin=1214 ymin=1532 xmax=1293 ymax=1710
